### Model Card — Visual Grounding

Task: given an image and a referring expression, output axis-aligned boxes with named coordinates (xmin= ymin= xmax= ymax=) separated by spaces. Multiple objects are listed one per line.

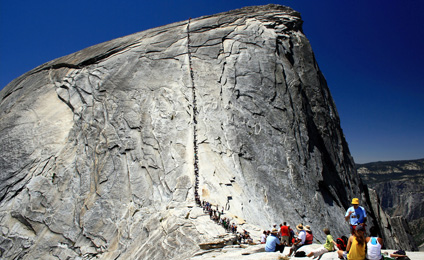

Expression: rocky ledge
xmin=191 ymin=243 xmax=423 ymax=260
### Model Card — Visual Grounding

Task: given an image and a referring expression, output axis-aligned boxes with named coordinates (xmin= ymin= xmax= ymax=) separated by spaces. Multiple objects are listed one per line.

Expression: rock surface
xmin=190 ymin=244 xmax=424 ymax=260
xmin=366 ymin=188 xmax=417 ymax=251
xmin=0 ymin=4 xmax=416 ymax=259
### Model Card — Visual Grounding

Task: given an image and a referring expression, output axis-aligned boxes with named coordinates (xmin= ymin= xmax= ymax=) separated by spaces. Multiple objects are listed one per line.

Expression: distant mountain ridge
xmin=357 ymin=158 xmax=424 ymax=250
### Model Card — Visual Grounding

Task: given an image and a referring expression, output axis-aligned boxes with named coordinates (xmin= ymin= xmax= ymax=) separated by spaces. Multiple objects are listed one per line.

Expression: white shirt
xmin=298 ymin=230 xmax=306 ymax=244
xmin=261 ymin=234 xmax=267 ymax=243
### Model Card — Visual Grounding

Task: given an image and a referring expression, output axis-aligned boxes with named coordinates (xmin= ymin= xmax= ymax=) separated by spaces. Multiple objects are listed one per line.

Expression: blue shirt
xmin=265 ymin=235 xmax=281 ymax=252
xmin=345 ymin=206 xmax=367 ymax=225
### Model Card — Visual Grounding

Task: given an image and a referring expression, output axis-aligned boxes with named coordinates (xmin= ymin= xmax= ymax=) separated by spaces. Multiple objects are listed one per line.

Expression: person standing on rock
xmin=265 ymin=228 xmax=285 ymax=253
xmin=345 ymin=198 xmax=367 ymax=234
xmin=280 ymin=222 xmax=290 ymax=245
xmin=289 ymin=225 xmax=294 ymax=246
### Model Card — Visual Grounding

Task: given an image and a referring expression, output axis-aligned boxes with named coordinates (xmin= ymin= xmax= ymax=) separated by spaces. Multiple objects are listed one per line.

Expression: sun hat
xmin=304 ymin=225 xmax=311 ymax=231
xmin=296 ymin=224 xmax=304 ymax=231
xmin=271 ymin=228 xmax=278 ymax=233
xmin=351 ymin=198 xmax=359 ymax=204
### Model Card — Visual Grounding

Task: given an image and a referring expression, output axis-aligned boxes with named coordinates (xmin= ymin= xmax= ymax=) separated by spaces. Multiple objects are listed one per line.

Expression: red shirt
xmin=280 ymin=225 xmax=289 ymax=236
xmin=305 ymin=231 xmax=313 ymax=245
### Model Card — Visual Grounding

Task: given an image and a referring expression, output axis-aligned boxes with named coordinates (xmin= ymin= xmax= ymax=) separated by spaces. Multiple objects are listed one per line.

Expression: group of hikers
xmin=261 ymin=198 xmax=410 ymax=260
xmin=201 ymin=200 xmax=254 ymax=244
xmin=202 ymin=201 xmax=237 ymax=232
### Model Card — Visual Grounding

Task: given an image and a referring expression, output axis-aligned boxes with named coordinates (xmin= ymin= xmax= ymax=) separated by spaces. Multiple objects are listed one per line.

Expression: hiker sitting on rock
xmin=265 ymin=228 xmax=285 ymax=253
xmin=304 ymin=225 xmax=313 ymax=245
xmin=366 ymin=226 xmax=383 ymax=260
xmin=260 ymin=230 xmax=267 ymax=244
xmin=287 ymin=224 xmax=306 ymax=256
xmin=307 ymin=228 xmax=336 ymax=258
xmin=337 ymin=225 xmax=366 ymax=260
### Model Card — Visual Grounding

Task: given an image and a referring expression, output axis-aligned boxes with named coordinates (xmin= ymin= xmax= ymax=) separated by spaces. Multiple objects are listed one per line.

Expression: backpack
xmin=336 ymin=236 xmax=348 ymax=251
xmin=295 ymin=251 xmax=306 ymax=257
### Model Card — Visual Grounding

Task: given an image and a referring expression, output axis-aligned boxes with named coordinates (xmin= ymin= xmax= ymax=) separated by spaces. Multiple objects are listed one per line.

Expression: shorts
xmin=291 ymin=243 xmax=303 ymax=252
xmin=281 ymin=236 xmax=289 ymax=244
xmin=311 ymin=247 xmax=329 ymax=258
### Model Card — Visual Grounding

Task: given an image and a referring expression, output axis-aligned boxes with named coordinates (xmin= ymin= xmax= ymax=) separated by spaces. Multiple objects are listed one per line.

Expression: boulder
xmin=0 ymin=4 xmax=415 ymax=259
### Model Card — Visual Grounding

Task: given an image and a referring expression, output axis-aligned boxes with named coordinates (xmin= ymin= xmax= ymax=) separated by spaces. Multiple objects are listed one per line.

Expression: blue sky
xmin=1 ymin=0 xmax=423 ymax=163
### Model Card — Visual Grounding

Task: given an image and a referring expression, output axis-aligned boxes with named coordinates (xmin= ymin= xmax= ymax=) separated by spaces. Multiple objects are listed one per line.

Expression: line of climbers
xmin=201 ymin=200 xmax=253 ymax=244
xmin=186 ymin=18 xmax=201 ymax=206
xmin=186 ymin=19 xmax=254 ymax=244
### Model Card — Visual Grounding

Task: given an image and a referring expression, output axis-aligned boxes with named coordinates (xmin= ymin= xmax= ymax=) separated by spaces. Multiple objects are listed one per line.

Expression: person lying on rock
xmin=307 ymin=228 xmax=336 ymax=258
xmin=265 ymin=228 xmax=285 ymax=253
xmin=287 ymin=224 xmax=306 ymax=256
xmin=389 ymin=249 xmax=409 ymax=260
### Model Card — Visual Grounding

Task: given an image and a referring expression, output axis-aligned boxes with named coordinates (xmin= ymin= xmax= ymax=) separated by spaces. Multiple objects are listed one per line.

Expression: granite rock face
xmin=366 ymin=189 xmax=417 ymax=251
xmin=0 ymin=4 xmax=415 ymax=259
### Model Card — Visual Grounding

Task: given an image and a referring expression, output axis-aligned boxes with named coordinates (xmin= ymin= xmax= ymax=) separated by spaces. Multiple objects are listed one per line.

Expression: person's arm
xmin=390 ymin=253 xmax=406 ymax=257
xmin=377 ymin=237 xmax=383 ymax=248
xmin=362 ymin=207 xmax=367 ymax=224
xmin=294 ymin=238 xmax=301 ymax=245
xmin=346 ymin=236 xmax=353 ymax=252
xmin=345 ymin=209 xmax=353 ymax=222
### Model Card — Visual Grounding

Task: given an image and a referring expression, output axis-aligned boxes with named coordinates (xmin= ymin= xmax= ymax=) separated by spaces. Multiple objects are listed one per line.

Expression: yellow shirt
xmin=348 ymin=237 xmax=366 ymax=260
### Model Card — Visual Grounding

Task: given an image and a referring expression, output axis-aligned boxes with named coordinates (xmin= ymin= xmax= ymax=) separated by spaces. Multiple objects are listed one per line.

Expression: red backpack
xmin=336 ymin=236 xmax=348 ymax=250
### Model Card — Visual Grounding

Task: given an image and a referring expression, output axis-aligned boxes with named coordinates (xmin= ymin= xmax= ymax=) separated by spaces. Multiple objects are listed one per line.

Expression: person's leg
xmin=288 ymin=246 xmax=294 ymax=256
xmin=294 ymin=244 xmax=303 ymax=254
xmin=311 ymin=247 xmax=327 ymax=258
xmin=288 ymin=244 xmax=298 ymax=256
xmin=275 ymin=244 xmax=285 ymax=253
